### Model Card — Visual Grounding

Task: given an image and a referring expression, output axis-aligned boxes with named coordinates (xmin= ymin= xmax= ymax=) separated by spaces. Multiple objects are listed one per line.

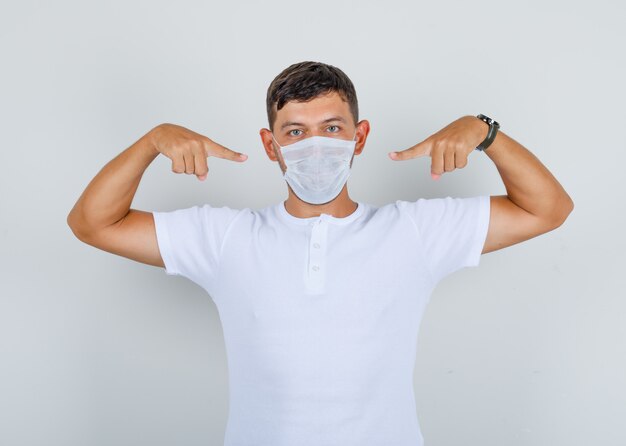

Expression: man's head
xmin=260 ymin=61 xmax=370 ymax=174
xmin=265 ymin=61 xmax=359 ymax=133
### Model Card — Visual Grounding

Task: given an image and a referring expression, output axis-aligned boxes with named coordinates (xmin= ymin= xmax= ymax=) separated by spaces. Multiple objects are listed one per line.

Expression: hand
xmin=150 ymin=123 xmax=248 ymax=181
xmin=388 ymin=115 xmax=487 ymax=180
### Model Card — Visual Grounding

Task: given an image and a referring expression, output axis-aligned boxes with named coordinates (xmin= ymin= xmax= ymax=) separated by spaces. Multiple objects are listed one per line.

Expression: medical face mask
xmin=272 ymin=131 xmax=357 ymax=205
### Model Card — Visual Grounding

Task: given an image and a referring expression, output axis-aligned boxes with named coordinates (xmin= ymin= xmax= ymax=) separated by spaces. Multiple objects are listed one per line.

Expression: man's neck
xmin=283 ymin=188 xmax=358 ymax=219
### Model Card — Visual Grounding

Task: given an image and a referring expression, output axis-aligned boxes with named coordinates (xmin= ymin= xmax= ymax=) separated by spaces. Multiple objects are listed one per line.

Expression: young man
xmin=67 ymin=61 xmax=573 ymax=446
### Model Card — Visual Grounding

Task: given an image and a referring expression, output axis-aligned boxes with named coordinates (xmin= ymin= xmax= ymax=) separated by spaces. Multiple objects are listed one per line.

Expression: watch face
xmin=478 ymin=114 xmax=492 ymax=123
xmin=478 ymin=114 xmax=499 ymax=127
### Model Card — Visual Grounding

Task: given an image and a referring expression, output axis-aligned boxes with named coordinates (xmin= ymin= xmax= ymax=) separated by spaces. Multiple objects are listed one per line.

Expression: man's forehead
xmin=274 ymin=92 xmax=352 ymax=128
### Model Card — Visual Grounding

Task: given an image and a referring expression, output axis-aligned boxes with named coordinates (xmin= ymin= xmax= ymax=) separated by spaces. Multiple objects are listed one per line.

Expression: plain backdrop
xmin=1 ymin=1 xmax=625 ymax=445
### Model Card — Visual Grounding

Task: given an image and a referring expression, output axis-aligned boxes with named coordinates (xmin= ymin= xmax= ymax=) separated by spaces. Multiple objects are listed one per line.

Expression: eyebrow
xmin=280 ymin=116 xmax=346 ymax=130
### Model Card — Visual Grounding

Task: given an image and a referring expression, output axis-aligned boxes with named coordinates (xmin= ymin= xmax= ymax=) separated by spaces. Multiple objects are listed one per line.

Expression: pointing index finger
xmin=388 ymin=139 xmax=431 ymax=161
xmin=205 ymin=138 xmax=248 ymax=161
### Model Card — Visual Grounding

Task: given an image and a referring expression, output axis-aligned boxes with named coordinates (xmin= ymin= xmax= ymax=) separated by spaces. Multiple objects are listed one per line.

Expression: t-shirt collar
xmin=276 ymin=200 xmax=366 ymax=226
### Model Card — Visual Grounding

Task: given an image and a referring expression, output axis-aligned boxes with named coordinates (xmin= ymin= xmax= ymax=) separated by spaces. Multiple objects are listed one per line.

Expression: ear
xmin=354 ymin=119 xmax=371 ymax=156
xmin=259 ymin=128 xmax=278 ymax=161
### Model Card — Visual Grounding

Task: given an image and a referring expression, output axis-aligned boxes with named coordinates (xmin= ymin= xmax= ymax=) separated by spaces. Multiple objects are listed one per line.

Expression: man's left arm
xmin=389 ymin=115 xmax=574 ymax=254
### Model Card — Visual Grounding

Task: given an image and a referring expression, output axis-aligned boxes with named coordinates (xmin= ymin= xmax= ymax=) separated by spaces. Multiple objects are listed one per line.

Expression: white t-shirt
xmin=152 ymin=196 xmax=490 ymax=446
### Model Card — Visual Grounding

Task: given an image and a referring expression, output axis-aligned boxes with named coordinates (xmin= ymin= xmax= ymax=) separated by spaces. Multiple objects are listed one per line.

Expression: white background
xmin=1 ymin=0 xmax=624 ymax=445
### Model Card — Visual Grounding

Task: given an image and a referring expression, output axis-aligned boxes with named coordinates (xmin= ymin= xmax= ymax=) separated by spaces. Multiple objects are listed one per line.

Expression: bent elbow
xmin=67 ymin=209 xmax=81 ymax=235
xmin=67 ymin=209 xmax=93 ymax=243
xmin=548 ymin=194 xmax=574 ymax=230
xmin=565 ymin=194 xmax=574 ymax=216
xmin=67 ymin=217 xmax=88 ymax=243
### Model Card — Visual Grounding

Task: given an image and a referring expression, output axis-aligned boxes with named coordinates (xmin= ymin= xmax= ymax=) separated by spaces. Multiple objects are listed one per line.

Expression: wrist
xmin=475 ymin=114 xmax=500 ymax=151
xmin=474 ymin=115 xmax=489 ymax=142
xmin=145 ymin=125 xmax=163 ymax=158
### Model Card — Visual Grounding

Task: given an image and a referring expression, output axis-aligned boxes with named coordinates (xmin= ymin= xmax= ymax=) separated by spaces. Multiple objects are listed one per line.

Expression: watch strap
xmin=475 ymin=114 xmax=500 ymax=151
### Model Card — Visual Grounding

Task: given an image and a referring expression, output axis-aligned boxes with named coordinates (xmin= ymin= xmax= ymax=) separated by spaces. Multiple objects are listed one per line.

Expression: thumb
xmin=388 ymin=140 xmax=431 ymax=161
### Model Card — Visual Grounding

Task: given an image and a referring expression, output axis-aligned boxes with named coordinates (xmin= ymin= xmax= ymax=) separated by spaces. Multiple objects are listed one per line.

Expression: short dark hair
xmin=266 ymin=61 xmax=359 ymax=132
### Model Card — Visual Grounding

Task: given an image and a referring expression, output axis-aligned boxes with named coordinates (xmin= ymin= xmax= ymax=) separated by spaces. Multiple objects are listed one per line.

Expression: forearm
xmin=483 ymin=126 xmax=573 ymax=224
xmin=67 ymin=126 xmax=160 ymax=236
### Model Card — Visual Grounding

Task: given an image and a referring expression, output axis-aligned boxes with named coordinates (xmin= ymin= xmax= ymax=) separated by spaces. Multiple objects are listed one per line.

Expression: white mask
xmin=272 ymin=131 xmax=357 ymax=205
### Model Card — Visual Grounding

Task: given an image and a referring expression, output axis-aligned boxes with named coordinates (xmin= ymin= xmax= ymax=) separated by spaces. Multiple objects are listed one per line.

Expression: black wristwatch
xmin=475 ymin=114 xmax=500 ymax=151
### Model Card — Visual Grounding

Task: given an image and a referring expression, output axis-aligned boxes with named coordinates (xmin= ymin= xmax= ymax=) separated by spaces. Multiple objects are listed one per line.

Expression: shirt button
xmin=313 ymin=243 xmax=321 ymax=249
xmin=312 ymin=265 xmax=320 ymax=271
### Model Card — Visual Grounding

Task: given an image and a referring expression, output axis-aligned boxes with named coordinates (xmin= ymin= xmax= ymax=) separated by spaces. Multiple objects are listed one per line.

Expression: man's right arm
xmin=66 ymin=123 xmax=248 ymax=268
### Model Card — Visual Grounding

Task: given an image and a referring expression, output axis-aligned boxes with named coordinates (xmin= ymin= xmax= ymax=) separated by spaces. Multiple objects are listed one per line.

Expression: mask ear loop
xmin=348 ymin=128 xmax=359 ymax=167
xmin=270 ymin=133 xmax=289 ymax=179
xmin=271 ymin=133 xmax=283 ymax=150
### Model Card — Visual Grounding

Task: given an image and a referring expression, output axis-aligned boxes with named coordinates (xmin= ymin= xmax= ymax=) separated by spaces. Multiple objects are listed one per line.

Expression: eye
xmin=327 ymin=125 xmax=340 ymax=133
xmin=289 ymin=129 xmax=303 ymax=137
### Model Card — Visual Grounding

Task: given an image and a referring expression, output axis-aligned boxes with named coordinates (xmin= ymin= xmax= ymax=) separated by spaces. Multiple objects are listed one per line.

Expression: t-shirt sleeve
xmin=152 ymin=204 xmax=243 ymax=292
xmin=397 ymin=195 xmax=490 ymax=284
